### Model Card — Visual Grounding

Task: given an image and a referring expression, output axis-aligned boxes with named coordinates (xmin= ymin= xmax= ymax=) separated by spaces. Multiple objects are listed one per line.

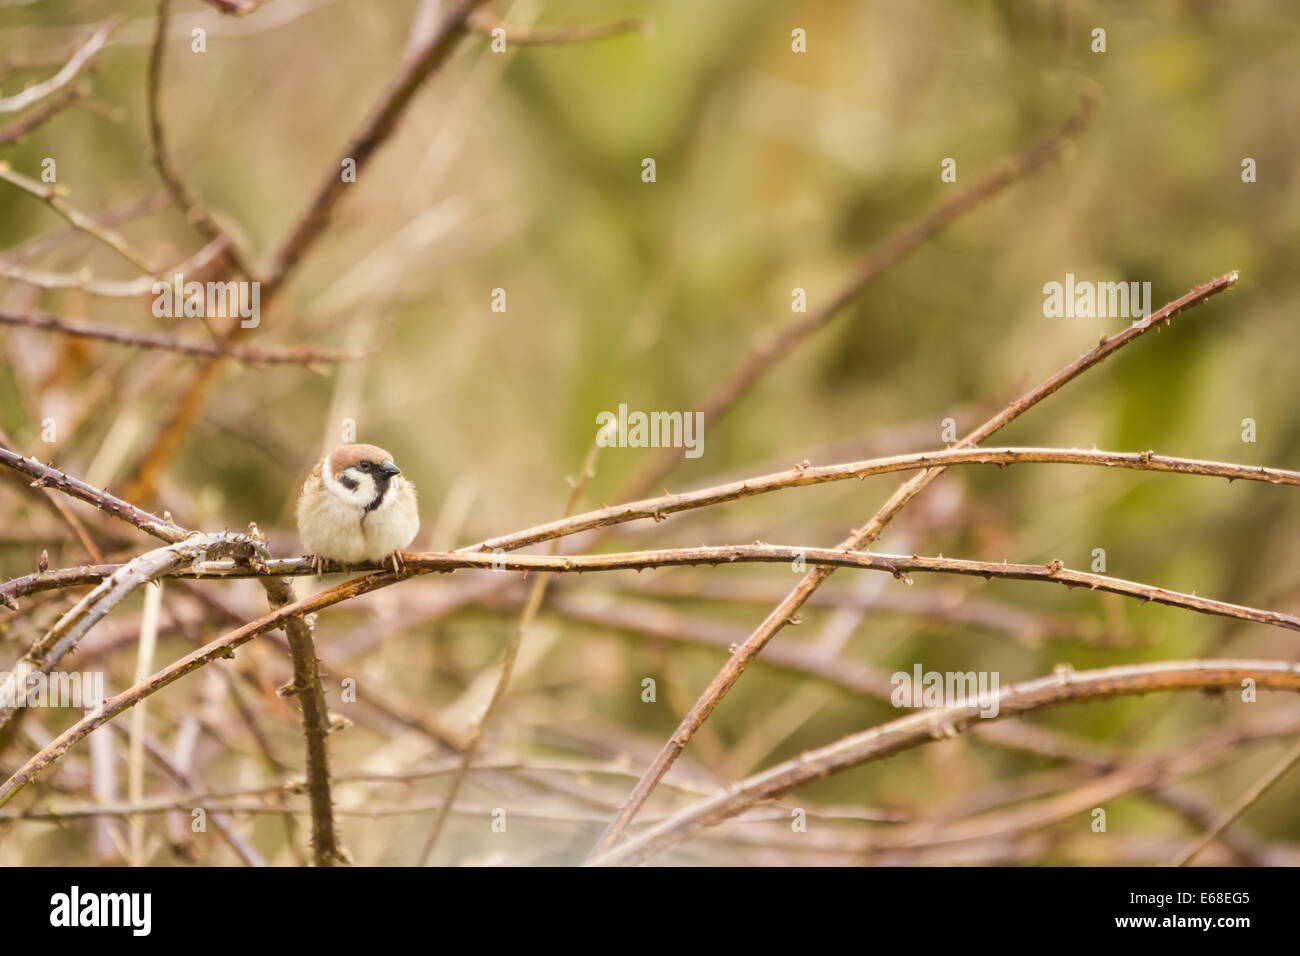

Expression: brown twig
xmin=0 ymin=21 xmax=116 ymax=115
xmin=260 ymin=573 xmax=346 ymax=865
xmin=0 ymin=569 xmax=393 ymax=807
xmin=0 ymin=446 xmax=188 ymax=546
xmin=0 ymin=447 xmax=342 ymax=861
xmin=587 ymin=269 xmax=1240 ymax=858
xmin=473 ymin=441 xmax=1294 ymax=553
xmin=0 ymin=162 xmax=156 ymax=274
xmin=107 ymin=723 xmax=267 ymax=866
xmin=147 ymin=0 xmax=255 ymax=278
xmin=895 ymin=708 xmax=1300 ymax=857
xmin=260 ymin=0 xmax=491 ymax=292
xmin=623 ymin=578 xmax=1116 ymax=646
xmin=588 ymin=660 xmax=1300 ymax=865
xmin=0 ymin=533 xmax=255 ymax=731
xmin=416 ymin=438 xmax=607 ymax=863
xmin=9 ymin=543 xmax=1300 ymax=641
xmin=9 ymin=437 xmax=1290 ymax=609
xmin=0 ymin=307 xmax=375 ymax=364
xmin=120 ymin=0 xmax=490 ymax=503
xmin=616 ymin=90 xmax=1099 ymax=504
xmin=0 ymin=235 xmax=225 ymax=295
xmin=0 ymin=84 xmax=85 ymax=145
xmin=1172 ymin=734 xmax=1300 ymax=866
xmin=0 ymin=428 xmax=106 ymax=564
xmin=0 ymin=192 xmax=171 ymax=264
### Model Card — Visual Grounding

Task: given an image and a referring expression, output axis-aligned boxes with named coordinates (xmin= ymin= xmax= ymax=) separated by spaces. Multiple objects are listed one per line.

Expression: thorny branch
xmin=588 ymin=270 xmax=1240 ymax=857
xmin=0 ymin=4 xmax=1291 ymax=868
xmin=7 ymin=544 xmax=1300 ymax=635
xmin=590 ymin=660 xmax=1300 ymax=866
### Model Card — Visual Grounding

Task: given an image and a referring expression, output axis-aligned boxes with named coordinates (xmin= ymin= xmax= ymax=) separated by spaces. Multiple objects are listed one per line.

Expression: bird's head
xmin=322 ymin=443 xmax=403 ymax=512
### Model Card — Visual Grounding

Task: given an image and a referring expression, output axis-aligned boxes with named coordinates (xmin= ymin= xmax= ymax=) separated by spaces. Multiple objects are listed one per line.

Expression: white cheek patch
xmin=327 ymin=465 xmax=376 ymax=508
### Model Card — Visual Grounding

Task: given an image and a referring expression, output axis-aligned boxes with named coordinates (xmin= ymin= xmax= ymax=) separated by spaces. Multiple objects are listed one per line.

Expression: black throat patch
xmin=364 ymin=472 xmax=395 ymax=513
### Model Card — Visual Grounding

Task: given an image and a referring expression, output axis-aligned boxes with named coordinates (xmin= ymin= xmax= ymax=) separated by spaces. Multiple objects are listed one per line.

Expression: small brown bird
xmin=296 ymin=443 xmax=419 ymax=573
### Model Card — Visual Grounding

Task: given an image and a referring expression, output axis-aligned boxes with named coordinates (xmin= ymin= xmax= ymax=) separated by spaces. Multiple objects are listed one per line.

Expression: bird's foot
xmin=390 ymin=551 xmax=405 ymax=576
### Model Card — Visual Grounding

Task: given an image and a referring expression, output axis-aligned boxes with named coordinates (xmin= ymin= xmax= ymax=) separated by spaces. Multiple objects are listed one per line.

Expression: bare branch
xmin=0 ymin=307 xmax=377 ymax=364
xmin=588 ymin=660 xmax=1300 ymax=866
xmin=0 ymin=192 xmax=170 ymax=264
xmin=617 ymin=91 xmax=1099 ymax=503
xmin=9 ymin=543 xmax=1299 ymax=635
xmin=416 ymin=438 xmax=607 ymax=863
xmin=147 ymin=0 xmax=255 ymax=277
xmin=1172 ymin=734 xmax=1300 ymax=866
xmin=0 ymin=162 xmax=156 ymax=274
xmin=0 ymin=569 xmax=392 ymax=807
xmin=473 ymin=441 xmax=1295 ymax=554
xmin=260 ymin=0 xmax=492 ymax=292
xmin=0 ymin=235 xmax=224 ymax=295
xmin=119 ymin=0 xmax=490 ymax=502
xmin=0 ymin=532 xmax=256 ymax=731
xmin=0 ymin=83 xmax=84 ymax=145
xmin=587 ymin=269 xmax=1241 ymax=857
xmin=0 ymin=446 xmax=188 ymax=545
xmin=260 ymin=573 xmax=346 ymax=865
xmin=0 ymin=21 xmax=116 ymax=115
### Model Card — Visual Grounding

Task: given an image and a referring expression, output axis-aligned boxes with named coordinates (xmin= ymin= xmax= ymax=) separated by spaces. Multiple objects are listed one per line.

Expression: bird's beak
xmin=377 ymin=461 xmax=401 ymax=477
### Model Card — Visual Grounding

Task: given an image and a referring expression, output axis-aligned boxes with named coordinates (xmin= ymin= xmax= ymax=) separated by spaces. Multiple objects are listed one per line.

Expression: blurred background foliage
xmin=0 ymin=0 xmax=1297 ymax=864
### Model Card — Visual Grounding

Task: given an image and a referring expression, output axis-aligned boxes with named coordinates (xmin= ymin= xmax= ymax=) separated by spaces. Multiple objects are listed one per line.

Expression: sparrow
xmin=296 ymin=443 xmax=419 ymax=574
